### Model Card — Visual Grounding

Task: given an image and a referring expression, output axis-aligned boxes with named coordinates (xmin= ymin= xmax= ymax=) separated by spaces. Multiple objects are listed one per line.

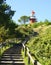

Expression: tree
xmin=18 ymin=15 xmax=30 ymax=24
xmin=8 ymin=20 xmax=17 ymax=35
xmin=0 ymin=0 xmax=17 ymax=40
xmin=0 ymin=0 xmax=15 ymax=27
xmin=18 ymin=19 xmax=21 ymax=24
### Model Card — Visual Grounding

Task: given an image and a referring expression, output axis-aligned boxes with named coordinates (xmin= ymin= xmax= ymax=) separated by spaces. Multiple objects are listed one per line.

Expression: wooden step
xmin=3 ymin=54 xmax=22 ymax=56
xmin=0 ymin=61 xmax=25 ymax=65
xmin=1 ymin=58 xmax=23 ymax=61
xmin=2 ymin=55 xmax=22 ymax=57
xmin=2 ymin=56 xmax=23 ymax=59
xmin=0 ymin=60 xmax=23 ymax=63
xmin=0 ymin=63 xmax=25 ymax=65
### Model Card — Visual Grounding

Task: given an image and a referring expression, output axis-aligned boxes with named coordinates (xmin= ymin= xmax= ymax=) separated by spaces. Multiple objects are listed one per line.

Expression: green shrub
xmin=26 ymin=27 xmax=51 ymax=65
xmin=44 ymin=19 xmax=51 ymax=26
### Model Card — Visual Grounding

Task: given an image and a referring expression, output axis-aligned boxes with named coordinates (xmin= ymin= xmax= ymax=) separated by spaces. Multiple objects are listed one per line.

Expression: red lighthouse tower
xmin=30 ymin=11 xmax=37 ymax=24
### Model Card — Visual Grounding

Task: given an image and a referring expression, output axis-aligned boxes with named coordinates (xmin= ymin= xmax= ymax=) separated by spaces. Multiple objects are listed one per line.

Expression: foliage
xmin=0 ymin=26 xmax=9 ymax=42
xmin=31 ymin=20 xmax=51 ymax=28
xmin=0 ymin=0 xmax=18 ymax=40
xmin=18 ymin=15 xmax=30 ymax=24
xmin=22 ymin=50 xmax=33 ymax=65
xmin=15 ymin=25 xmax=33 ymax=39
xmin=0 ymin=0 xmax=15 ymax=27
xmin=26 ymin=26 xmax=51 ymax=65
xmin=44 ymin=19 xmax=51 ymax=26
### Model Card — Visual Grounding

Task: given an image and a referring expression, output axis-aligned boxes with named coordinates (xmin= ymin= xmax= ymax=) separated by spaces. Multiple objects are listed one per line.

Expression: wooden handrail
xmin=22 ymin=41 xmax=41 ymax=65
xmin=27 ymin=51 xmax=34 ymax=64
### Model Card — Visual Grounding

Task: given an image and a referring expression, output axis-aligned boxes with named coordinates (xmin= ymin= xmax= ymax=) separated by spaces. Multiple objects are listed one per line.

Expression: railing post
xmin=28 ymin=51 xmax=30 ymax=64
xmin=23 ymin=45 xmax=24 ymax=51
xmin=34 ymin=60 xmax=37 ymax=65
xmin=25 ymin=46 xmax=27 ymax=56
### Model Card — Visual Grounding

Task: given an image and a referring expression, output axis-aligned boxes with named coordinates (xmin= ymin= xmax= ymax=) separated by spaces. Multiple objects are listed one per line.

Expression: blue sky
xmin=6 ymin=0 xmax=51 ymax=23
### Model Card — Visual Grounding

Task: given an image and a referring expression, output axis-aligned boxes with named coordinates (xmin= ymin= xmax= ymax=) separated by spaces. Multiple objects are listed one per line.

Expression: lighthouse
xmin=30 ymin=11 xmax=37 ymax=24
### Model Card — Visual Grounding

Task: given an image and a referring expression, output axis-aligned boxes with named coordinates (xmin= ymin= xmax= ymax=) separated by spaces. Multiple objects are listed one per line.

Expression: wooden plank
xmin=37 ymin=62 xmax=41 ymax=65
xmin=23 ymin=44 xmax=34 ymax=64
xmin=27 ymin=47 xmax=29 ymax=52
xmin=22 ymin=44 xmax=25 ymax=48
xmin=27 ymin=51 xmax=34 ymax=64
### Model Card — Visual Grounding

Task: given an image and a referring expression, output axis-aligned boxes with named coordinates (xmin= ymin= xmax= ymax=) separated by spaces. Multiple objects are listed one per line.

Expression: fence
xmin=22 ymin=41 xmax=41 ymax=65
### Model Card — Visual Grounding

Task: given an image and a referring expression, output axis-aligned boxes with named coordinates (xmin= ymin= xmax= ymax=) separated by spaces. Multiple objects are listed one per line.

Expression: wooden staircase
xmin=0 ymin=44 xmax=25 ymax=65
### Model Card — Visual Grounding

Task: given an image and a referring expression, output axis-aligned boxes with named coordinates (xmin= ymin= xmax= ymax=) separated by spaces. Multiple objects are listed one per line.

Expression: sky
xmin=6 ymin=0 xmax=51 ymax=23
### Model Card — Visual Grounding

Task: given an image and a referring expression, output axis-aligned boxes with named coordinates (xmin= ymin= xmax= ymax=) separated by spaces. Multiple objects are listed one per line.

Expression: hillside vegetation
xmin=0 ymin=18 xmax=51 ymax=65
xmin=26 ymin=22 xmax=51 ymax=65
